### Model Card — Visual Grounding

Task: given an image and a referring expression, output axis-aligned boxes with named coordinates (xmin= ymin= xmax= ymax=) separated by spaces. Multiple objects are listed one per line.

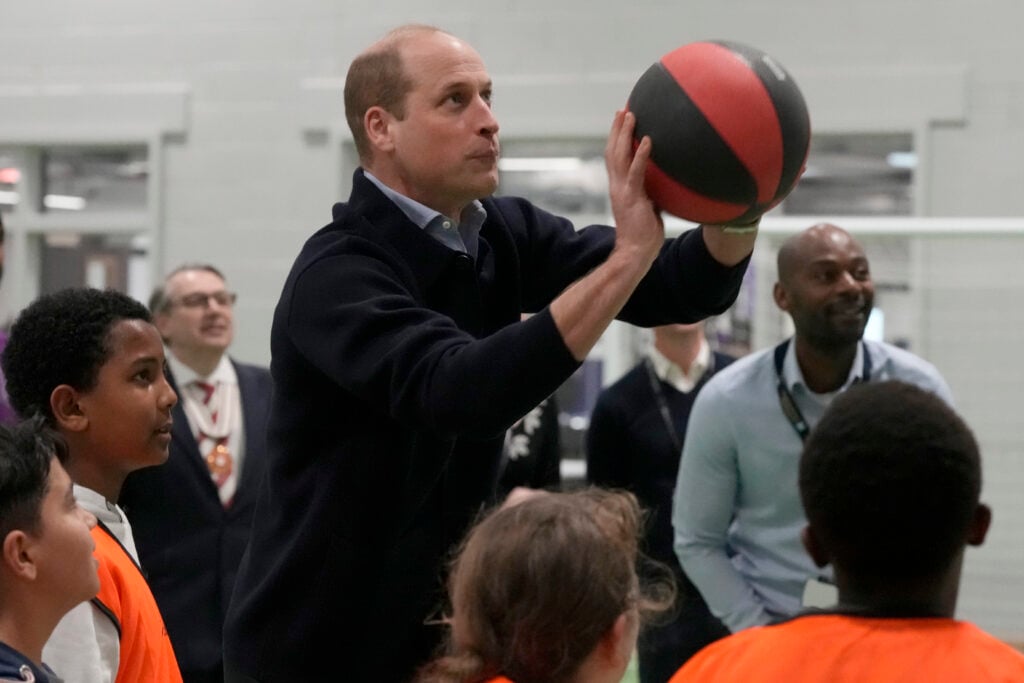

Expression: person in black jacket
xmin=223 ymin=24 xmax=761 ymax=683
xmin=588 ymin=322 xmax=734 ymax=682
xmin=120 ymin=264 xmax=271 ymax=683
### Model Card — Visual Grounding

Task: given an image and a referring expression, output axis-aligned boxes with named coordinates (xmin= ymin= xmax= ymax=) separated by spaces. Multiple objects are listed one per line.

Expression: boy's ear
xmin=802 ymin=525 xmax=830 ymax=568
xmin=967 ymin=503 xmax=992 ymax=547
xmin=2 ymin=530 xmax=38 ymax=581
xmin=50 ymin=384 xmax=88 ymax=433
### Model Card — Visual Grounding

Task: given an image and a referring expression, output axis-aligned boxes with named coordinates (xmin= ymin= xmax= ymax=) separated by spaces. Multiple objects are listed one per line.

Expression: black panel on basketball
xmin=628 ymin=63 xmax=757 ymax=205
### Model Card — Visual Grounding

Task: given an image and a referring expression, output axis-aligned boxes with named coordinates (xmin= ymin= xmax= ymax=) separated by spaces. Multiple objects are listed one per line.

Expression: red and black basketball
xmin=627 ymin=40 xmax=811 ymax=225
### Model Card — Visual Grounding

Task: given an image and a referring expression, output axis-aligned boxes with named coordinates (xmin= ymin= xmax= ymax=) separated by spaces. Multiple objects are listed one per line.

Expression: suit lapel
xmin=232 ymin=361 xmax=269 ymax=509
xmin=166 ymin=369 xmax=223 ymax=498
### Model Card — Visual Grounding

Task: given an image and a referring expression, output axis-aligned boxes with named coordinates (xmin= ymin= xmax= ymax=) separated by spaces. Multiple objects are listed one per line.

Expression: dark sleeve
xmin=490 ymin=197 xmax=750 ymax=326
xmin=285 ymin=243 xmax=580 ymax=441
xmin=585 ymin=389 xmax=631 ymax=489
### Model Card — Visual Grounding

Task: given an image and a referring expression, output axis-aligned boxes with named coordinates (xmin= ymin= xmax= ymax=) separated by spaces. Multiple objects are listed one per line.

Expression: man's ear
xmin=153 ymin=311 xmax=172 ymax=341
xmin=801 ymin=525 xmax=830 ymax=568
xmin=364 ymin=106 xmax=396 ymax=154
xmin=2 ymin=530 xmax=37 ymax=581
xmin=773 ymin=281 xmax=790 ymax=313
xmin=50 ymin=384 xmax=88 ymax=433
xmin=967 ymin=503 xmax=992 ymax=547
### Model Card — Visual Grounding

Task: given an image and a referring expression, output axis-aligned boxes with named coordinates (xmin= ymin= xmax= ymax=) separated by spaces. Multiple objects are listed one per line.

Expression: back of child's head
xmin=1 ymin=288 xmax=152 ymax=423
xmin=799 ymin=380 xmax=981 ymax=581
xmin=0 ymin=415 xmax=69 ymax=543
xmin=420 ymin=488 xmax=673 ymax=683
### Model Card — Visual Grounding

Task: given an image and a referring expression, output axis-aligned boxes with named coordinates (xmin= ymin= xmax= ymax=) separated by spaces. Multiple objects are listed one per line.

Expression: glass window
xmin=0 ymin=149 xmax=19 ymax=213
xmin=497 ymin=139 xmax=608 ymax=217
xmin=782 ymin=133 xmax=914 ymax=216
xmin=40 ymin=146 xmax=148 ymax=213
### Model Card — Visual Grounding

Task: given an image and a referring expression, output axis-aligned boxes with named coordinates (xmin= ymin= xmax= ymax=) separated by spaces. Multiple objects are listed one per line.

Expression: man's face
xmin=371 ymin=31 xmax=500 ymax=217
xmin=776 ymin=227 xmax=875 ymax=350
xmin=155 ymin=269 xmax=235 ymax=358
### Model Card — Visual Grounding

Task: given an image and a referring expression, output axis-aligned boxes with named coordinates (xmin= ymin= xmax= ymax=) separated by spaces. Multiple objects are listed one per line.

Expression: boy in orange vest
xmin=0 ymin=416 xmax=99 ymax=683
xmin=2 ymin=288 xmax=183 ymax=683
xmin=670 ymin=381 xmax=1024 ymax=683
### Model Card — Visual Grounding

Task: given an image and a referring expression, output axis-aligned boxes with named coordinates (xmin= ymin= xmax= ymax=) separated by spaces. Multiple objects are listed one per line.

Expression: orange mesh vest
xmin=92 ymin=522 xmax=183 ymax=683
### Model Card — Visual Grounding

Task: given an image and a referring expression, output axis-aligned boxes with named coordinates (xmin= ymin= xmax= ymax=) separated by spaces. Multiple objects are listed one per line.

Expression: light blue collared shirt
xmin=672 ymin=338 xmax=953 ymax=632
xmin=363 ymin=170 xmax=487 ymax=258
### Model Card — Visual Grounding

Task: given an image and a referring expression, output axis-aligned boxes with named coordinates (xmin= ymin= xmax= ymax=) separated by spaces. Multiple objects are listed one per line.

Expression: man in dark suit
xmin=120 ymin=264 xmax=272 ymax=683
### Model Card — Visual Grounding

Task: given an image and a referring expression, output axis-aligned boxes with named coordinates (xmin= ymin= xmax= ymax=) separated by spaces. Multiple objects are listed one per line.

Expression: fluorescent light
xmin=886 ymin=152 xmax=917 ymax=169
xmin=498 ymin=157 xmax=584 ymax=172
xmin=43 ymin=194 xmax=87 ymax=211
xmin=0 ymin=190 xmax=18 ymax=206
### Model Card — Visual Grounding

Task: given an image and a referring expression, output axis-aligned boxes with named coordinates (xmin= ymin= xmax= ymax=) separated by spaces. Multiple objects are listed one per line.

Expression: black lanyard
xmin=643 ymin=352 xmax=715 ymax=454
xmin=773 ymin=340 xmax=871 ymax=442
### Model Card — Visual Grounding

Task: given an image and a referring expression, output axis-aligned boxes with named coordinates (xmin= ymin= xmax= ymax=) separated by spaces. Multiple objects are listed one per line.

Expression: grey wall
xmin=3 ymin=0 xmax=1024 ymax=639
xmin=2 ymin=0 xmax=1023 ymax=363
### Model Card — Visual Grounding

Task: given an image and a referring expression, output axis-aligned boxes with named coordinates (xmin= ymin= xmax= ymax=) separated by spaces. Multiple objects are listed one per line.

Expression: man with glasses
xmin=120 ymin=264 xmax=272 ymax=683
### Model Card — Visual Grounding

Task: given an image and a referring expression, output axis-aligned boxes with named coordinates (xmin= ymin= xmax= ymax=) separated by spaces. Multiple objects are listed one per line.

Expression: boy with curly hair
xmin=2 ymin=288 xmax=182 ymax=683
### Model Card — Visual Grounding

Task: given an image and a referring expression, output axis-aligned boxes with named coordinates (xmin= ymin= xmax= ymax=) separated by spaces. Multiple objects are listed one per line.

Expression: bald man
xmin=224 ymin=23 xmax=759 ymax=683
xmin=672 ymin=223 xmax=953 ymax=634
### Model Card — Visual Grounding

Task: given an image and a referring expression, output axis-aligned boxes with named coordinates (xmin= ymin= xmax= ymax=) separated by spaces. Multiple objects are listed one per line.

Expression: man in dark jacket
xmin=224 ymin=24 xmax=761 ymax=683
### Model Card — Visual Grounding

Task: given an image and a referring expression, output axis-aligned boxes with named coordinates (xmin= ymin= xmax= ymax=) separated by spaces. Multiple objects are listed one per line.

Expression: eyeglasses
xmin=172 ymin=291 xmax=238 ymax=309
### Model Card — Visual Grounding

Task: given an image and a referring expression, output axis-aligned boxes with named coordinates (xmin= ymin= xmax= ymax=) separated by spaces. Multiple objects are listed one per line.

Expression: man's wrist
xmin=720 ymin=217 xmax=761 ymax=235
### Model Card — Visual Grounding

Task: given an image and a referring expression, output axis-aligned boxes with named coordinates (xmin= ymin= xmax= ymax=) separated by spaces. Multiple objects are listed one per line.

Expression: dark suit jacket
xmin=120 ymin=359 xmax=272 ymax=675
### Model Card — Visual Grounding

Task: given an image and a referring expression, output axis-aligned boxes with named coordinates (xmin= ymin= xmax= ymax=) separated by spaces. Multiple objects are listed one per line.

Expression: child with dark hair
xmin=1 ymin=288 xmax=182 ymax=683
xmin=670 ymin=380 xmax=1024 ymax=682
xmin=0 ymin=416 xmax=98 ymax=683
xmin=417 ymin=488 xmax=674 ymax=683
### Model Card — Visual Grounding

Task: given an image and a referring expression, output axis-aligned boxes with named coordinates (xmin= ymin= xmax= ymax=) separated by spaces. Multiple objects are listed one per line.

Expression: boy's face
xmin=77 ymin=319 xmax=177 ymax=474
xmin=32 ymin=457 xmax=99 ymax=610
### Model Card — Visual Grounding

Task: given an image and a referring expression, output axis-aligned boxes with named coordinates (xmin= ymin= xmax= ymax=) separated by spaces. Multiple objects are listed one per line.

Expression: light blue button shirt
xmin=672 ymin=338 xmax=953 ymax=632
xmin=363 ymin=170 xmax=486 ymax=257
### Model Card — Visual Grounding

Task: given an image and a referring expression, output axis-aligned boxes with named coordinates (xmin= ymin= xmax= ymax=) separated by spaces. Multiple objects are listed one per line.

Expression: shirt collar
xmin=166 ymin=351 xmax=236 ymax=387
xmin=363 ymin=170 xmax=486 ymax=257
xmin=648 ymin=338 xmax=711 ymax=394
xmin=782 ymin=339 xmax=866 ymax=395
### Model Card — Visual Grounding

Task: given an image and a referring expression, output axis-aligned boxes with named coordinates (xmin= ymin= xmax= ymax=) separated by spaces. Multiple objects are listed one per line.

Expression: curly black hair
xmin=799 ymin=380 xmax=980 ymax=581
xmin=0 ymin=414 xmax=70 ymax=541
xmin=1 ymin=287 xmax=151 ymax=423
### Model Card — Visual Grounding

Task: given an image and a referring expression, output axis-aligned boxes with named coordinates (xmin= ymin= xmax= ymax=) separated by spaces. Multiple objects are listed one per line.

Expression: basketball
xmin=627 ymin=40 xmax=811 ymax=225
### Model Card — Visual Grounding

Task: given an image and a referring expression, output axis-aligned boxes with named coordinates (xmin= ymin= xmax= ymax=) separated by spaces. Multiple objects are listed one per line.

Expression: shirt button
xmin=442 ymin=221 xmax=453 ymax=230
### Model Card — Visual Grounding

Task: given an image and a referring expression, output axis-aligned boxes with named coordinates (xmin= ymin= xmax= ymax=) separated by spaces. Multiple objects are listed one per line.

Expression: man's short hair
xmin=1 ymin=288 xmax=152 ymax=423
xmin=148 ymin=263 xmax=226 ymax=314
xmin=799 ymin=381 xmax=981 ymax=580
xmin=343 ymin=25 xmax=442 ymax=163
xmin=0 ymin=415 xmax=70 ymax=541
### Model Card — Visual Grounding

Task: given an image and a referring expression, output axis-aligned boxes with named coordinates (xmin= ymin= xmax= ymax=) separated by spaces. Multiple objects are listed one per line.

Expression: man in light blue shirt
xmin=672 ymin=223 xmax=953 ymax=633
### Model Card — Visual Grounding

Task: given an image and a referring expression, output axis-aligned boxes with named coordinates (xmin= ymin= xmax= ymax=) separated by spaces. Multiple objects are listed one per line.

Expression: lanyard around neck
xmin=643 ymin=353 xmax=715 ymax=454
xmin=773 ymin=340 xmax=872 ymax=443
